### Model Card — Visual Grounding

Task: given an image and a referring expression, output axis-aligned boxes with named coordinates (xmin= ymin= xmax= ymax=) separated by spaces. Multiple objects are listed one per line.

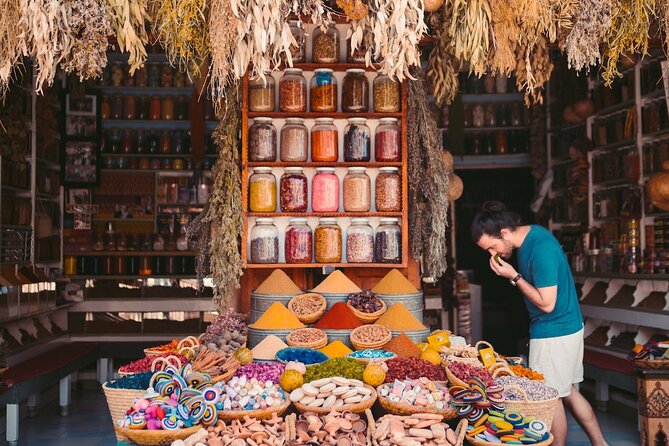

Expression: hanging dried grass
xmin=488 ymin=0 xmax=519 ymax=76
xmin=104 ymin=0 xmax=150 ymax=76
xmin=528 ymin=104 xmax=547 ymax=180
xmin=602 ymin=0 xmax=656 ymax=86
xmin=0 ymin=0 xmax=24 ymax=98
xmin=61 ymin=0 xmax=112 ymax=81
xmin=565 ymin=0 xmax=612 ymax=72
xmin=407 ymin=68 xmax=450 ymax=279
xmin=427 ymin=7 xmax=460 ymax=106
xmin=286 ymin=0 xmax=331 ymax=26
xmin=444 ymin=0 xmax=491 ymax=77
xmin=152 ymin=0 xmax=210 ymax=81
xmin=208 ymin=0 xmax=238 ymax=106
xmin=515 ymin=35 xmax=553 ymax=105
xmin=659 ymin=0 xmax=669 ymax=66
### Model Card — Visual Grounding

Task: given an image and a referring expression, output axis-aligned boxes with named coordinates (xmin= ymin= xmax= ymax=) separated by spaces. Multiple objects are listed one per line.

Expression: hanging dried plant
xmin=528 ymin=104 xmax=546 ymax=180
xmin=152 ymin=0 xmax=209 ymax=81
xmin=287 ymin=0 xmax=331 ymax=25
xmin=61 ymin=0 xmax=112 ymax=81
xmin=427 ymin=7 xmax=460 ymax=106
xmin=515 ymin=35 xmax=553 ymax=105
xmin=488 ymin=0 xmax=520 ymax=76
xmin=104 ymin=0 xmax=150 ymax=76
xmin=660 ymin=0 xmax=669 ymax=65
xmin=565 ymin=0 xmax=612 ymax=72
xmin=602 ymin=0 xmax=656 ymax=86
xmin=444 ymin=0 xmax=490 ymax=77
xmin=349 ymin=0 xmax=427 ymax=81
xmin=0 ymin=0 xmax=24 ymax=98
xmin=407 ymin=68 xmax=450 ymax=279
xmin=337 ymin=0 xmax=367 ymax=20
xmin=208 ymin=0 xmax=239 ymax=104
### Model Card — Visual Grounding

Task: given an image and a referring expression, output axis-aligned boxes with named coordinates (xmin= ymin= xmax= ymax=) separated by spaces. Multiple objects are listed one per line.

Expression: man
xmin=471 ymin=201 xmax=607 ymax=446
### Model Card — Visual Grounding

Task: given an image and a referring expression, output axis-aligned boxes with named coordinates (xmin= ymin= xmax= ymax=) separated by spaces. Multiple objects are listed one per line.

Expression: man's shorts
xmin=528 ymin=328 xmax=584 ymax=398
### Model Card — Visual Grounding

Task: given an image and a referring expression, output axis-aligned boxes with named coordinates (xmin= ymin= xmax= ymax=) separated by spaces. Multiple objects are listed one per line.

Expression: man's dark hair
xmin=471 ymin=201 xmax=522 ymax=242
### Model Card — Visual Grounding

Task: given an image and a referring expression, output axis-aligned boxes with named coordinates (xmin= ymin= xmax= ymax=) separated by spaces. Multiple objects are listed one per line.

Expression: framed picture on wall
xmin=63 ymin=140 xmax=99 ymax=186
xmin=65 ymin=94 xmax=98 ymax=137
xmin=61 ymin=91 xmax=100 ymax=186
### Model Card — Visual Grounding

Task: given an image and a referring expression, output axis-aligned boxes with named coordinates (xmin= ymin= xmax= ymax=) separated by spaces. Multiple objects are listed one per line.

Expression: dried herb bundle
xmin=104 ymin=0 xmax=150 ymax=76
xmin=488 ymin=0 xmax=520 ymax=76
xmin=427 ymin=7 xmax=460 ymax=106
xmin=0 ymin=0 xmax=24 ymax=98
xmin=445 ymin=0 xmax=491 ymax=77
xmin=61 ymin=0 xmax=112 ymax=81
xmin=152 ymin=0 xmax=210 ymax=81
xmin=602 ymin=0 xmax=656 ymax=86
xmin=515 ymin=35 xmax=553 ymax=105
xmin=286 ymin=0 xmax=331 ymax=26
xmin=407 ymin=68 xmax=450 ymax=279
xmin=565 ymin=0 xmax=613 ymax=72
xmin=528 ymin=104 xmax=546 ymax=180
xmin=208 ymin=0 xmax=239 ymax=104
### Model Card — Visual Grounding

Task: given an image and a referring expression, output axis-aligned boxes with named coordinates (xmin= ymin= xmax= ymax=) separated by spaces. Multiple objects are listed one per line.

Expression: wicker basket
xmin=217 ymin=399 xmax=291 ymax=421
xmin=114 ymin=425 xmax=202 ymax=445
xmin=102 ymin=383 xmax=146 ymax=441
xmin=376 ymin=383 xmax=459 ymax=420
xmin=347 ymin=300 xmax=387 ymax=324
xmin=144 ymin=347 xmax=176 ymax=358
xmin=288 ymin=293 xmax=327 ymax=324
xmin=503 ymin=384 xmax=560 ymax=431
xmin=293 ymin=384 xmax=377 ymax=414
xmin=489 ymin=362 xmax=515 ymax=378
xmin=466 ymin=433 xmax=554 ymax=446
xmin=634 ymin=358 xmax=669 ymax=370
xmin=350 ymin=325 xmax=392 ymax=351
xmin=286 ymin=328 xmax=328 ymax=349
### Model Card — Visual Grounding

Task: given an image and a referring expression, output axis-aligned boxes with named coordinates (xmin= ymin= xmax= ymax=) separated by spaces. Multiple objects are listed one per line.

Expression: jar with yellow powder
xmin=249 ymin=167 xmax=277 ymax=212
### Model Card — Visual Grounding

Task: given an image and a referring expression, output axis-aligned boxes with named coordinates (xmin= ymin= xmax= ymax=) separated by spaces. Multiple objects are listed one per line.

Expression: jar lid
xmin=347 ymin=117 xmax=367 ymax=124
xmin=314 ymin=117 xmax=334 ymax=124
xmin=253 ymin=167 xmax=273 ymax=173
xmin=285 ymin=117 xmax=305 ymax=123
xmin=284 ymin=166 xmax=304 ymax=172
xmin=288 ymin=217 xmax=309 ymax=224
xmin=314 ymin=68 xmax=334 ymax=74
xmin=284 ymin=68 xmax=304 ymax=74
xmin=346 ymin=68 xmax=366 ymax=74
xmin=379 ymin=218 xmax=399 ymax=224
xmin=347 ymin=166 xmax=367 ymax=172
xmin=319 ymin=218 xmax=338 ymax=224
xmin=378 ymin=117 xmax=398 ymax=124
xmin=350 ymin=218 xmax=370 ymax=224
xmin=315 ymin=167 xmax=336 ymax=173
xmin=379 ymin=167 xmax=399 ymax=172
xmin=253 ymin=117 xmax=273 ymax=123
xmin=256 ymin=218 xmax=275 ymax=224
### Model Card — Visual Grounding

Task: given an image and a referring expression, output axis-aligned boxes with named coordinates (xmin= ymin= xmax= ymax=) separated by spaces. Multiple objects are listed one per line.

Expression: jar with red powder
xmin=280 ymin=167 xmax=308 ymax=212
xmin=285 ymin=218 xmax=312 ymax=263
xmin=374 ymin=117 xmax=401 ymax=161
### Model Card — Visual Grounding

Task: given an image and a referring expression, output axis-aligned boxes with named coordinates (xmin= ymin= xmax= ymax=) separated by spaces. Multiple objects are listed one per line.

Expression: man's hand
xmin=489 ymin=255 xmax=518 ymax=280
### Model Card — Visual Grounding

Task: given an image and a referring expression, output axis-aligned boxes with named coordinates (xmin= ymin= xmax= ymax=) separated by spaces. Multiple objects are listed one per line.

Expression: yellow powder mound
xmin=255 ymin=269 xmax=302 ymax=295
xmin=375 ymin=303 xmax=426 ymax=331
xmin=311 ymin=270 xmax=361 ymax=294
xmin=371 ymin=269 xmax=418 ymax=295
xmin=319 ymin=340 xmax=353 ymax=358
xmin=251 ymin=302 xmax=305 ymax=329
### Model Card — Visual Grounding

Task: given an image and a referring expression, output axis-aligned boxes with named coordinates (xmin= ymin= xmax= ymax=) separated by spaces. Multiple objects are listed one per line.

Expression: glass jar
xmin=373 ymin=72 xmax=401 ymax=112
xmin=311 ymin=117 xmax=338 ymax=162
xmin=375 ymin=117 xmax=400 ymax=161
xmin=471 ymin=104 xmax=484 ymax=127
xmin=249 ymin=117 xmax=277 ymax=161
xmin=495 ymin=131 xmax=508 ymax=154
xmin=176 ymin=96 xmax=188 ymax=120
xmin=484 ymin=104 xmax=496 ymax=127
xmin=510 ymin=103 xmax=523 ymax=126
xmin=344 ymin=118 xmax=371 ymax=162
xmin=310 ymin=68 xmax=337 ymax=112
xmin=312 ymin=167 xmax=339 ymax=212
xmin=150 ymin=96 xmax=161 ymax=120
xmin=285 ymin=218 xmax=312 ymax=263
xmin=161 ymin=96 xmax=175 ymax=120
xmin=148 ymin=62 xmax=160 ymax=87
xmin=375 ymin=217 xmax=401 ymax=263
xmin=280 ymin=117 xmax=308 ymax=161
xmin=347 ymin=218 xmax=374 ymax=263
xmin=159 ymin=130 xmax=172 ymax=154
xmin=101 ymin=96 xmax=110 ymax=119
xmin=250 ymin=218 xmax=279 ymax=263
xmin=375 ymin=167 xmax=401 ymax=211
xmin=346 ymin=37 xmax=366 ymax=63
xmin=343 ymin=167 xmax=371 ymax=212
xmin=107 ymin=128 xmax=121 ymax=153
xmin=280 ymin=167 xmax=308 ymax=212
xmin=136 ymin=66 xmax=148 ymax=87
xmin=288 ymin=20 xmax=306 ymax=63
xmin=122 ymin=130 xmax=134 ymax=153
xmin=279 ymin=68 xmax=307 ymax=112
xmin=312 ymin=22 xmax=339 ymax=63
xmin=161 ymin=64 xmax=174 ymax=88
xmin=342 ymin=69 xmax=369 ymax=112
xmin=495 ymin=76 xmax=508 ymax=93
xmin=121 ymin=95 xmax=136 ymax=120
xmin=111 ymin=95 xmax=123 ymax=120
xmin=315 ymin=218 xmax=342 ymax=263
xmin=138 ymin=96 xmax=150 ymax=120
xmin=249 ymin=74 xmax=275 ymax=112
xmin=249 ymin=167 xmax=277 ymax=212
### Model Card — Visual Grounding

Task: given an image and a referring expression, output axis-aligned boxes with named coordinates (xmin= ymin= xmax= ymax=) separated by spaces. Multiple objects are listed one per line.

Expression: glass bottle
xmin=288 ymin=20 xmax=306 ymax=63
xmin=342 ymin=68 xmax=369 ymax=112
xmin=148 ymin=62 xmax=160 ymax=87
xmin=280 ymin=167 xmax=308 ymax=212
xmin=311 ymin=117 xmax=338 ymax=162
xmin=347 ymin=218 xmax=374 ymax=263
xmin=312 ymin=167 xmax=339 ymax=212
xmin=285 ymin=218 xmax=312 ymax=263
xmin=150 ymin=96 xmax=161 ymax=120
xmin=315 ymin=218 xmax=342 ymax=263
xmin=101 ymin=96 xmax=110 ymax=119
xmin=111 ymin=95 xmax=123 ymax=120
xmin=373 ymin=72 xmax=401 ymax=112
xmin=495 ymin=76 xmax=508 ymax=94
xmin=176 ymin=96 xmax=188 ymax=120
xmin=472 ymin=104 xmax=484 ymax=127
xmin=343 ymin=167 xmax=371 ymax=212
xmin=136 ymin=66 xmax=148 ymax=87
xmin=484 ymin=104 xmax=496 ymax=127
xmin=310 ymin=68 xmax=337 ymax=112
xmin=344 ymin=118 xmax=371 ymax=162
xmin=250 ymin=219 xmax=279 ymax=263
xmin=375 ymin=217 xmax=401 ymax=263
xmin=279 ymin=68 xmax=307 ymax=112
xmin=312 ymin=22 xmax=339 ymax=63
xmin=375 ymin=167 xmax=401 ymax=212
xmin=483 ymin=74 xmax=496 ymax=94
xmin=249 ymin=167 xmax=277 ymax=212
xmin=123 ymin=95 xmax=136 ymax=120
xmin=249 ymin=74 xmax=275 ymax=112
xmin=161 ymin=96 xmax=175 ymax=120
xmin=159 ymin=130 xmax=172 ymax=154
xmin=495 ymin=131 xmax=508 ymax=154
xmin=137 ymin=96 xmax=150 ymax=120
xmin=374 ymin=117 xmax=401 ymax=161
xmin=248 ymin=117 xmax=277 ymax=161
xmin=280 ymin=117 xmax=308 ymax=161
xmin=122 ymin=129 xmax=134 ymax=153
xmin=107 ymin=128 xmax=122 ymax=154
xmin=160 ymin=64 xmax=174 ymax=88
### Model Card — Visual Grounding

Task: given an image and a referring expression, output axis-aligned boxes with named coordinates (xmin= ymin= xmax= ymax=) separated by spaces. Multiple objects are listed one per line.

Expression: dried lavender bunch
xmin=201 ymin=308 xmax=248 ymax=344
xmin=565 ymin=0 xmax=613 ymax=72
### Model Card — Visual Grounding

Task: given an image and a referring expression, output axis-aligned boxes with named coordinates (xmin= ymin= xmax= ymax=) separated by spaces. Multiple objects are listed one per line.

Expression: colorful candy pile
xmin=378 ymin=378 xmax=451 ymax=410
xmin=467 ymin=410 xmax=550 ymax=444
xmin=449 ymin=377 xmax=504 ymax=423
xmin=220 ymin=375 xmax=285 ymax=411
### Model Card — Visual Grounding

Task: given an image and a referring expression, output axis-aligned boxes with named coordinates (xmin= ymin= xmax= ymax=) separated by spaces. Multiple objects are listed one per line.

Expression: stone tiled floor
xmin=9 ymin=389 xmax=640 ymax=445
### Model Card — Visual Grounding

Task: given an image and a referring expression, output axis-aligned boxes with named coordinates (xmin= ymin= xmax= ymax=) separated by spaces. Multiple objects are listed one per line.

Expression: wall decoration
xmin=62 ymin=140 xmax=100 ymax=186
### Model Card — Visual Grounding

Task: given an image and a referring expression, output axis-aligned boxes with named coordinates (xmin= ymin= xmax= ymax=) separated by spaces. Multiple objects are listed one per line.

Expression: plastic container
xmin=250 ymin=218 xmax=279 ymax=263
xmin=249 ymin=167 xmax=277 ymax=212
xmin=373 ymin=72 xmax=401 ymax=112
xmin=311 ymin=118 xmax=338 ymax=162
xmin=375 ymin=167 xmax=401 ymax=211
xmin=248 ymin=117 xmax=277 ymax=162
xmin=346 ymin=218 xmax=374 ymax=263
xmin=310 ymin=68 xmax=337 ymax=113
xmin=342 ymin=68 xmax=369 ymax=112
xmin=279 ymin=68 xmax=307 ymax=112
xmin=280 ymin=167 xmax=308 ymax=212
xmin=375 ymin=117 xmax=401 ymax=161
xmin=343 ymin=118 xmax=371 ymax=162
xmin=280 ymin=117 xmax=308 ymax=162
xmin=285 ymin=218 xmax=312 ymax=264
xmin=248 ymin=74 xmax=275 ymax=112
xmin=312 ymin=22 xmax=339 ymax=63
xmin=315 ymin=218 xmax=342 ymax=263
xmin=375 ymin=218 xmax=401 ymax=263
xmin=343 ymin=167 xmax=371 ymax=212
xmin=312 ymin=167 xmax=339 ymax=212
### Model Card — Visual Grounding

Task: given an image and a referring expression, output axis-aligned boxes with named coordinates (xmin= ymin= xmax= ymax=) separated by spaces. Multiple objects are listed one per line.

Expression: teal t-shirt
xmin=517 ymin=225 xmax=583 ymax=339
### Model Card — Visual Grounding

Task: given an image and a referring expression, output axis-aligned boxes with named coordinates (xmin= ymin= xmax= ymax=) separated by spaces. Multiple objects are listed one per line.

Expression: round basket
xmin=347 ymin=300 xmax=387 ymax=324
xmin=489 ymin=362 xmax=515 ymax=378
xmin=350 ymin=325 xmax=392 ymax=351
xmin=293 ymin=384 xmax=377 ymax=414
xmin=114 ymin=425 xmax=202 ymax=445
xmin=466 ymin=433 xmax=554 ymax=446
xmin=144 ymin=348 xmax=176 ymax=358
xmin=286 ymin=328 xmax=328 ymax=349
xmin=634 ymin=358 xmax=669 ymax=370
xmin=288 ymin=293 xmax=327 ymax=324
xmin=376 ymin=383 xmax=458 ymax=420
xmin=102 ymin=383 xmax=146 ymax=441
xmin=217 ymin=399 xmax=291 ymax=421
xmin=503 ymin=384 xmax=560 ymax=431
xmin=347 ymin=351 xmax=396 ymax=364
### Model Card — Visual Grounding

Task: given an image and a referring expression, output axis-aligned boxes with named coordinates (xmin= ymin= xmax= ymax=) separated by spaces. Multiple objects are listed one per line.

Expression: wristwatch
xmin=510 ymin=274 xmax=522 ymax=286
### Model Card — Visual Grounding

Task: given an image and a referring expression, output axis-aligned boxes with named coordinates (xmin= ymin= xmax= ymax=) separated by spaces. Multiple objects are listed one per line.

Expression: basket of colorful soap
xmin=376 ymin=378 xmax=458 ymax=419
xmin=289 ymin=409 xmax=375 ymax=444
xmin=288 ymin=293 xmax=327 ymax=325
xmin=465 ymin=409 xmax=554 ymax=446
xmin=102 ymin=372 xmax=153 ymax=441
xmin=371 ymin=414 xmax=468 ymax=446
xmin=216 ymin=373 xmax=291 ymax=421
xmin=494 ymin=376 xmax=560 ymax=430
xmin=347 ymin=290 xmax=387 ymax=324
xmin=350 ymin=324 xmax=393 ymax=350
xmin=286 ymin=327 xmax=328 ymax=349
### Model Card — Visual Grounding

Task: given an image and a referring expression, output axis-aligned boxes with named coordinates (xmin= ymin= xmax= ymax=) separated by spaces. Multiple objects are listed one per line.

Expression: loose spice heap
xmin=446 ymin=360 xmax=494 ymax=387
xmin=385 ymin=357 xmax=447 ymax=382
xmin=314 ymin=302 xmax=363 ymax=330
xmin=320 ymin=341 xmax=354 ymax=358
xmin=508 ymin=364 xmax=544 ymax=381
xmin=255 ymin=269 xmax=302 ymax=295
xmin=372 ymin=269 xmax=418 ymax=295
xmin=251 ymin=302 xmax=305 ymax=330
xmin=251 ymin=335 xmax=288 ymax=360
xmin=303 ymin=358 xmax=365 ymax=382
xmin=376 ymin=303 xmax=426 ymax=331
xmin=382 ymin=333 xmax=421 ymax=359
xmin=496 ymin=376 xmax=559 ymax=401
xmin=311 ymin=270 xmax=361 ymax=294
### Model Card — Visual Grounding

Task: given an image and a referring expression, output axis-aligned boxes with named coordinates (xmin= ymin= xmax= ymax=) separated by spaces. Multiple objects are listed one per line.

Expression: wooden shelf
xmin=461 ymin=126 xmax=527 ymax=133
xmin=246 ymin=262 xmax=405 ymax=268
xmin=590 ymin=140 xmax=636 ymax=153
xmin=0 ymin=303 xmax=74 ymax=325
xmin=101 ymin=119 xmax=191 ymax=129
xmin=460 ymin=93 xmax=524 ymax=104
xmin=68 ymin=274 xmax=197 ymax=279
xmin=248 ymin=112 xmax=403 ymax=119
xmin=592 ymin=99 xmax=635 ymax=119
xmin=92 ymin=217 xmax=154 ymax=222
xmin=70 ymin=251 xmax=197 ymax=256
xmin=592 ymin=178 xmax=634 ymax=188
xmin=642 ymin=128 xmax=669 ymax=142
xmin=453 ymin=153 xmax=531 ymax=170
xmin=101 ymin=154 xmax=197 ymax=158
xmin=288 ymin=63 xmax=378 ymax=72
xmin=70 ymin=298 xmax=216 ymax=312
xmin=580 ymin=303 xmax=669 ymax=332
xmin=248 ymin=212 xmax=402 ymax=217
xmin=247 ymin=162 xmax=403 ymax=168
xmin=574 ymin=272 xmax=669 ymax=280
xmin=98 ymin=86 xmax=193 ymax=95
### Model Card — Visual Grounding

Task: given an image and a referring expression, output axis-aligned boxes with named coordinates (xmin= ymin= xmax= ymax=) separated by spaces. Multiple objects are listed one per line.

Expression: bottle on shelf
xmin=346 ymin=218 xmax=374 ymax=263
xmin=312 ymin=22 xmax=339 ymax=63
xmin=310 ymin=68 xmax=337 ymax=113
xmin=250 ymin=218 xmax=279 ymax=263
xmin=285 ymin=218 xmax=312 ymax=264
xmin=315 ymin=218 xmax=342 ymax=263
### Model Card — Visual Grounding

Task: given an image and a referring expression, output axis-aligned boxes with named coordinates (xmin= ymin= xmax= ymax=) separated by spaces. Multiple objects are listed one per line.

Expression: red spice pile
xmin=385 ymin=357 xmax=447 ymax=382
xmin=314 ymin=302 xmax=362 ymax=329
xmin=382 ymin=334 xmax=421 ymax=359
xmin=447 ymin=361 xmax=494 ymax=387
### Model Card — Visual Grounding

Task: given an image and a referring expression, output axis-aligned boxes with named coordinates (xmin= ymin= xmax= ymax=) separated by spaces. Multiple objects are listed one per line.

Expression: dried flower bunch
xmin=445 ymin=0 xmax=491 ymax=77
xmin=565 ymin=0 xmax=613 ymax=72
xmin=104 ymin=0 xmax=150 ymax=76
xmin=287 ymin=0 xmax=331 ymax=26
xmin=427 ymin=6 xmax=460 ymax=106
xmin=515 ymin=35 xmax=553 ymax=106
xmin=208 ymin=0 xmax=239 ymax=104
xmin=0 ymin=0 xmax=24 ymax=98
xmin=487 ymin=0 xmax=521 ymax=76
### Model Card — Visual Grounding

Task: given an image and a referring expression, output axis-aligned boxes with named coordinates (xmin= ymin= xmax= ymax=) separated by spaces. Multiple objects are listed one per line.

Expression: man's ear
xmin=499 ymin=228 xmax=510 ymax=239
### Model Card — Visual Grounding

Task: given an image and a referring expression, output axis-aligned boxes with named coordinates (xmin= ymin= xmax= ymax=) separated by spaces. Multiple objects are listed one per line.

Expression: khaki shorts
xmin=529 ymin=328 xmax=584 ymax=398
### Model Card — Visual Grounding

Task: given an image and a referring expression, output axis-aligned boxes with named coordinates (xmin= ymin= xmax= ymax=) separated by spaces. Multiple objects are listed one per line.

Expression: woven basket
xmin=102 ymin=383 xmax=146 ymax=441
xmin=350 ymin=325 xmax=392 ymax=351
xmin=347 ymin=300 xmax=387 ymax=324
xmin=293 ymin=384 xmax=377 ymax=414
xmin=489 ymin=362 xmax=515 ymax=378
xmin=144 ymin=348 xmax=176 ymax=358
xmin=503 ymin=384 xmax=560 ymax=431
xmin=376 ymin=383 xmax=459 ymax=420
xmin=217 ymin=399 xmax=291 ymax=421
xmin=634 ymin=358 xmax=669 ymax=370
xmin=288 ymin=293 xmax=327 ymax=324
xmin=466 ymin=433 xmax=554 ymax=446
xmin=114 ymin=425 xmax=202 ymax=445
xmin=286 ymin=328 xmax=328 ymax=349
